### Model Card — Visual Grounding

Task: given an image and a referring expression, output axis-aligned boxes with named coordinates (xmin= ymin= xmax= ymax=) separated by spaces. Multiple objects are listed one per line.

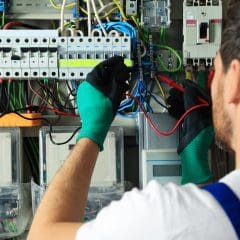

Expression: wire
xmin=98 ymin=2 xmax=115 ymax=15
xmin=49 ymin=126 xmax=81 ymax=145
xmin=156 ymin=45 xmax=183 ymax=73
xmin=28 ymin=80 xmax=53 ymax=107
xmin=100 ymin=7 xmax=118 ymax=19
xmin=60 ymin=0 xmax=67 ymax=32
xmin=0 ymin=108 xmax=80 ymax=145
xmin=1 ymin=12 xmax=5 ymax=28
xmin=90 ymin=0 xmax=107 ymax=36
xmin=154 ymin=76 xmax=166 ymax=100
xmin=113 ymin=0 xmax=127 ymax=20
xmin=97 ymin=0 xmax=110 ymax=22
xmin=49 ymin=0 xmax=76 ymax=9
xmin=3 ymin=22 xmax=40 ymax=30
xmin=127 ymin=93 xmax=209 ymax=136
xmin=86 ymin=0 xmax=91 ymax=36
xmin=94 ymin=21 xmax=137 ymax=47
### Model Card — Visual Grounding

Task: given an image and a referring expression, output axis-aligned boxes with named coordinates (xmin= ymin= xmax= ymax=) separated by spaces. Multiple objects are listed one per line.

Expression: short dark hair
xmin=220 ymin=0 xmax=240 ymax=72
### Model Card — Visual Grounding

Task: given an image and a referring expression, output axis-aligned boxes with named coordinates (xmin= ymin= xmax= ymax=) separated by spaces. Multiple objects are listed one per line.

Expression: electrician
xmin=28 ymin=0 xmax=240 ymax=239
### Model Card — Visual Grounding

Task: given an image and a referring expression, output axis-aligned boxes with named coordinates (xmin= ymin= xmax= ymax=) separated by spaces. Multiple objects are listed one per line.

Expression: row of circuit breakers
xmin=0 ymin=0 xmax=222 ymax=80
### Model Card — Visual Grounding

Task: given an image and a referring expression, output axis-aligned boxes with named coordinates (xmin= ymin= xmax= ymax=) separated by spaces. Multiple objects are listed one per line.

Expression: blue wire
xmin=94 ymin=22 xmax=137 ymax=48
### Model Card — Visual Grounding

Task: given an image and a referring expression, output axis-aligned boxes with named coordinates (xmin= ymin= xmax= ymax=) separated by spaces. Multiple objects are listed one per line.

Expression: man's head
xmin=211 ymin=0 xmax=240 ymax=152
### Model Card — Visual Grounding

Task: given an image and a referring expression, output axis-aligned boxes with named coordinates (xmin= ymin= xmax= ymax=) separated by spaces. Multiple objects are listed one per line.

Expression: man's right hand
xmin=76 ymin=56 xmax=130 ymax=151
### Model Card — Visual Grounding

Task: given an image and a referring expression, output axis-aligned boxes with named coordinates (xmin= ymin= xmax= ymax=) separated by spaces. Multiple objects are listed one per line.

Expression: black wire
xmin=36 ymin=80 xmax=76 ymax=111
xmin=48 ymin=126 xmax=81 ymax=145
xmin=3 ymin=110 xmax=81 ymax=145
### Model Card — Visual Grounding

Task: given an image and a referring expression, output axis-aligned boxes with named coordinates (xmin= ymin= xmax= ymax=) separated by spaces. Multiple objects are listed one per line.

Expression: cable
xmin=86 ymin=0 xmax=91 ymax=36
xmin=97 ymin=0 xmax=110 ymax=22
xmin=0 ymin=108 xmax=80 ymax=145
xmin=113 ymin=0 xmax=127 ymax=20
xmin=127 ymin=93 xmax=209 ymax=136
xmin=98 ymin=2 xmax=115 ymax=15
xmin=3 ymin=22 xmax=40 ymax=30
xmin=49 ymin=0 xmax=76 ymax=9
xmin=49 ymin=126 xmax=81 ymax=145
xmin=156 ymin=45 xmax=183 ymax=73
xmin=60 ymin=0 xmax=67 ymax=32
xmin=90 ymin=0 xmax=107 ymax=36
xmin=154 ymin=76 xmax=166 ymax=100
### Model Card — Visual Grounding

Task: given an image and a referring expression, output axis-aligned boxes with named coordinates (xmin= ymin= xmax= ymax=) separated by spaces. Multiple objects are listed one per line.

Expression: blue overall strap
xmin=203 ymin=182 xmax=240 ymax=238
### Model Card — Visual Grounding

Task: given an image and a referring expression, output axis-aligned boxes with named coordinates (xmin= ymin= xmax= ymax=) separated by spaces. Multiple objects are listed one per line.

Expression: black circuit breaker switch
xmin=199 ymin=22 xmax=209 ymax=42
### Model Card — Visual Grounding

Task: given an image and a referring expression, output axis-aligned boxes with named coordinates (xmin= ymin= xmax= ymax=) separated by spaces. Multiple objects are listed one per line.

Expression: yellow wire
xmin=185 ymin=70 xmax=192 ymax=80
xmin=131 ymin=15 xmax=140 ymax=31
xmin=49 ymin=0 xmax=88 ymax=15
xmin=100 ymin=7 xmax=118 ymax=19
xmin=113 ymin=0 xmax=128 ymax=20
xmin=50 ymin=0 xmax=76 ymax=9
xmin=154 ymin=76 xmax=166 ymax=100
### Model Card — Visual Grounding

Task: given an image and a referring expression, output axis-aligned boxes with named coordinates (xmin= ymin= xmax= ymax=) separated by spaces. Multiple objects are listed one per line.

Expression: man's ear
xmin=227 ymin=59 xmax=240 ymax=104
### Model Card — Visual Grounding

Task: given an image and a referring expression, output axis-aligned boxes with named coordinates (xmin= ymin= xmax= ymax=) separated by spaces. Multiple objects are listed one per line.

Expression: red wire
xmin=127 ymin=93 xmax=209 ymax=137
xmin=38 ymin=106 xmax=78 ymax=117
xmin=3 ymin=22 xmax=25 ymax=30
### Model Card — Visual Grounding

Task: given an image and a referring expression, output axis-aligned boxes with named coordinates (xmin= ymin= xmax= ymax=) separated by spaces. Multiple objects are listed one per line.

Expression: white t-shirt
xmin=76 ymin=170 xmax=240 ymax=240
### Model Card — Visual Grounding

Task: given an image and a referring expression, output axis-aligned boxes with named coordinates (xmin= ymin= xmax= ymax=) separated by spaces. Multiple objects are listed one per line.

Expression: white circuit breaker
xmin=0 ymin=30 xmax=132 ymax=80
xmin=39 ymin=126 xmax=124 ymax=187
xmin=183 ymin=0 xmax=222 ymax=66
xmin=0 ymin=128 xmax=22 ymax=184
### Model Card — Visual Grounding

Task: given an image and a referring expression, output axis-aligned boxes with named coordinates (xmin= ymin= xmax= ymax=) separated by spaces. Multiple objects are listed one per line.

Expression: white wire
xmin=90 ymin=0 xmax=107 ymax=37
xmin=108 ymin=30 xmax=120 ymax=37
xmin=76 ymin=30 xmax=84 ymax=37
xmin=97 ymin=0 xmax=110 ymax=22
xmin=91 ymin=29 xmax=103 ymax=37
xmin=87 ymin=0 xmax=91 ymax=36
xmin=140 ymin=40 xmax=147 ymax=58
xmin=97 ymin=2 xmax=115 ymax=14
xmin=60 ymin=0 xmax=67 ymax=32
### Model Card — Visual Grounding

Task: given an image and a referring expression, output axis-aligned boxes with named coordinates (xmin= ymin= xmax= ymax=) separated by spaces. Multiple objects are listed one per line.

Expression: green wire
xmin=197 ymin=71 xmax=207 ymax=89
xmin=13 ymin=83 xmax=17 ymax=108
xmin=7 ymin=81 xmax=15 ymax=111
xmin=1 ymin=12 xmax=5 ymax=28
xmin=18 ymin=81 xmax=24 ymax=109
xmin=157 ymin=45 xmax=183 ymax=73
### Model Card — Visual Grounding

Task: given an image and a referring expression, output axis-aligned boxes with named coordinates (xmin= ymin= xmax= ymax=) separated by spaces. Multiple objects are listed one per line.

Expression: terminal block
xmin=183 ymin=0 xmax=222 ymax=66
xmin=0 ymin=30 xmax=133 ymax=80
xmin=142 ymin=0 xmax=171 ymax=29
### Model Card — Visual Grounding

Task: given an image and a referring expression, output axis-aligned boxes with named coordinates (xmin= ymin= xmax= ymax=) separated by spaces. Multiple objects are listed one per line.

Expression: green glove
xmin=167 ymin=80 xmax=214 ymax=184
xmin=76 ymin=56 xmax=130 ymax=151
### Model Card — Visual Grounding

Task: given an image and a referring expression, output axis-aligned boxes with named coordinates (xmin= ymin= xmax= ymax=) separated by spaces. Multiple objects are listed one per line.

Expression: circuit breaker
xmin=142 ymin=0 xmax=171 ymax=29
xmin=0 ymin=30 xmax=132 ymax=80
xmin=39 ymin=126 xmax=124 ymax=187
xmin=183 ymin=0 xmax=222 ymax=66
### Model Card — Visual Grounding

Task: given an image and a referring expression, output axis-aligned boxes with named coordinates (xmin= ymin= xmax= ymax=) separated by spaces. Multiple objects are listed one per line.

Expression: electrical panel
xmin=39 ymin=126 xmax=124 ymax=187
xmin=0 ymin=128 xmax=22 ymax=184
xmin=183 ymin=0 xmax=222 ymax=66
